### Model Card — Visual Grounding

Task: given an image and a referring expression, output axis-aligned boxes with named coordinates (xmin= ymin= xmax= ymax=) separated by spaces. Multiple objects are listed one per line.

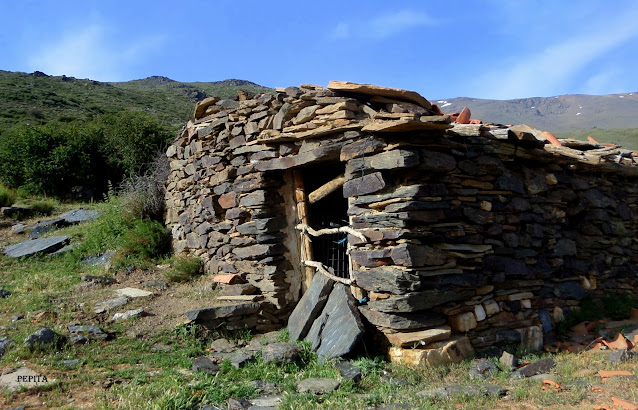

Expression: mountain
xmin=0 ymin=70 xmax=272 ymax=133
xmin=436 ymin=93 xmax=638 ymax=149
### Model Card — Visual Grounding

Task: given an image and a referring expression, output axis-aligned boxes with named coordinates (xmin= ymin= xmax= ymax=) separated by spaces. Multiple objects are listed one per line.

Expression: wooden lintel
xmin=308 ymin=174 xmax=345 ymax=204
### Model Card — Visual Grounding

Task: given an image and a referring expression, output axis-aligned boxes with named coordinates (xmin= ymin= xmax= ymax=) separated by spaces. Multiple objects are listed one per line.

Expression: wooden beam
xmin=304 ymin=260 xmax=352 ymax=285
xmin=293 ymin=170 xmax=315 ymax=291
xmin=308 ymin=174 xmax=345 ymax=204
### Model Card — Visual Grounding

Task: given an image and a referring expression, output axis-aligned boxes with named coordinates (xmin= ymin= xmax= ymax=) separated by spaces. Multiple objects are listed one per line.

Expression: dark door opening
xmin=302 ymin=165 xmax=350 ymax=279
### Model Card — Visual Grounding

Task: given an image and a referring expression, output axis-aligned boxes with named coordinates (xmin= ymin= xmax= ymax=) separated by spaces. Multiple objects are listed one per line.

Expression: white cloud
xmin=329 ymin=9 xmax=435 ymax=41
xmin=583 ymin=68 xmax=623 ymax=95
xmin=27 ymin=24 xmax=164 ymax=81
xmin=331 ymin=22 xmax=350 ymax=40
xmin=472 ymin=7 xmax=638 ymax=99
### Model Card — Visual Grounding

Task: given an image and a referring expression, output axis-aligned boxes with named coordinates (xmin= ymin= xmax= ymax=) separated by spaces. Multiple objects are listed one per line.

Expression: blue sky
xmin=1 ymin=1 xmax=638 ymax=100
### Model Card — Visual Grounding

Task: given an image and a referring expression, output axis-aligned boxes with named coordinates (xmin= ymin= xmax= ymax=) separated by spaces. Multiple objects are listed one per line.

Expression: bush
xmin=30 ymin=198 xmax=57 ymax=216
xmin=0 ymin=110 xmax=172 ymax=198
xmin=0 ymin=184 xmax=16 ymax=207
xmin=118 ymin=218 xmax=171 ymax=261
xmin=164 ymin=255 xmax=203 ymax=283
xmin=118 ymin=151 xmax=170 ymax=221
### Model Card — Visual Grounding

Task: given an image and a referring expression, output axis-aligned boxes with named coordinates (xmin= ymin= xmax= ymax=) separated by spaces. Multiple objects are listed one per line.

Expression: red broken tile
xmin=469 ymin=119 xmax=482 ymax=124
xmin=430 ymin=104 xmax=444 ymax=115
xmin=213 ymin=274 xmax=245 ymax=284
xmin=540 ymin=131 xmax=562 ymax=146
xmin=570 ymin=322 xmax=590 ymax=336
xmin=542 ymin=379 xmax=561 ymax=392
xmin=587 ymin=136 xmax=599 ymax=144
xmin=602 ymin=333 xmax=630 ymax=350
xmin=448 ymin=114 xmax=459 ymax=122
xmin=567 ymin=344 xmax=585 ymax=354
xmin=456 ymin=107 xmax=471 ymax=124
xmin=612 ymin=397 xmax=638 ymax=410
xmin=598 ymin=370 xmax=634 ymax=383
xmin=630 ymin=308 xmax=638 ymax=321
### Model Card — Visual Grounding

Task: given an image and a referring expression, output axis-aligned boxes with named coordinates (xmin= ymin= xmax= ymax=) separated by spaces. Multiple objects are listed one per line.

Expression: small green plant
xmin=0 ymin=183 xmax=16 ymax=207
xmin=164 ymin=255 xmax=203 ymax=283
xmin=602 ymin=293 xmax=638 ymax=320
xmin=30 ymin=198 xmax=57 ymax=216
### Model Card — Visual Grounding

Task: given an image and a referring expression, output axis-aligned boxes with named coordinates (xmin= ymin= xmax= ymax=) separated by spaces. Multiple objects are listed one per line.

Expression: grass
xmin=163 ymin=255 xmax=203 ymax=283
xmin=0 ymin=184 xmax=16 ymax=207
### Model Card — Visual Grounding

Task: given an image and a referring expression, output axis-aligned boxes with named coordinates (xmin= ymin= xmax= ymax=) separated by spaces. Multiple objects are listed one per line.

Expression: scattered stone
xmin=261 ymin=342 xmax=302 ymax=363
xmin=144 ymin=279 xmax=168 ymax=290
xmin=114 ymin=287 xmax=152 ymax=298
xmin=82 ymin=274 xmax=117 ymax=285
xmin=226 ymin=398 xmax=251 ymax=409
xmin=210 ymin=338 xmax=237 ymax=353
xmin=192 ymin=357 xmax=220 ymax=374
xmin=185 ymin=302 xmax=260 ymax=322
xmin=4 ymin=236 xmax=70 ymax=258
xmin=0 ymin=289 xmax=11 ymax=298
xmin=230 ymin=351 xmax=255 ymax=368
xmin=112 ymin=308 xmax=146 ymax=321
xmin=24 ymin=327 xmax=58 ymax=350
xmin=499 ymin=351 xmax=518 ymax=370
xmin=418 ymin=385 xmax=506 ymax=400
xmin=249 ymin=393 xmax=284 ymax=407
xmin=335 ymin=361 xmax=362 ymax=383
xmin=607 ymin=349 xmax=638 ymax=364
xmin=0 ymin=337 xmax=12 ymax=358
xmin=67 ymin=325 xmax=109 ymax=340
xmin=288 ymin=272 xmax=334 ymax=341
xmin=61 ymin=359 xmax=80 ymax=367
xmin=82 ymin=251 xmax=115 ymax=266
xmin=510 ymin=358 xmax=555 ymax=378
xmin=59 ymin=209 xmax=99 ymax=224
xmin=151 ymin=343 xmax=172 ymax=353
xmin=297 ymin=378 xmax=341 ymax=394
xmin=69 ymin=336 xmax=89 ymax=345
xmin=94 ymin=296 xmax=129 ymax=314
xmin=0 ymin=367 xmax=55 ymax=392
xmin=530 ymin=373 xmax=556 ymax=382
xmin=469 ymin=359 xmax=499 ymax=379
xmin=247 ymin=380 xmax=278 ymax=395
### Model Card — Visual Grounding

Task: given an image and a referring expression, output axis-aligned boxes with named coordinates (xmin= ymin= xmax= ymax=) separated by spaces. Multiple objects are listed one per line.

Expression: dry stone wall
xmin=166 ymin=81 xmax=638 ymax=361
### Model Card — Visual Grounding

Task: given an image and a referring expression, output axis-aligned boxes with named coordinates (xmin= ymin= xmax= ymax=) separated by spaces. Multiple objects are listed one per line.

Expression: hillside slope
xmin=0 ymin=71 xmax=272 ymax=133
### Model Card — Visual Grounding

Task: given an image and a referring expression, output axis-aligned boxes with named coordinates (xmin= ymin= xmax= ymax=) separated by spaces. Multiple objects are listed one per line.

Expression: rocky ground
xmin=0 ymin=208 xmax=637 ymax=409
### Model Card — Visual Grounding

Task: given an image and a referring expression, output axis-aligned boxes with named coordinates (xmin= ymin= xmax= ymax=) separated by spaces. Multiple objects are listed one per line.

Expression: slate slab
xmin=94 ymin=296 xmax=129 ymax=313
xmin=67 ymin=325 xmax=109 ymax=340
xmin=305 ymin=283 xmax=365 ymax=362
xmin=4 ymin=236 xmax=70 ymax=258
xmin=0 ymin=337 xmax=12 ymax=358
xmin=287 ymin=272 xmax=334 ymax=341
xmin=607 ymin=350 xmax=638 ymax=364
xmin=358 ymin=307 xmax=446 ymax=331
xmin=510 ymin=358 xmax=555 ymax=378
xmin=192 ymin=357 xmax=220 ymax=374
xmin=249 ymin=394 xmax=284 ymax=408
xmin=112 ymin=308 xmax=145 ymax=321
xmin=261 ymin=342 xmax=302 ymax=363
xmin=335 ymin=361 xmax=362 ymax=383
xmin=230 ymin=351 xmax=255 ymax=369
xmin=59 ymin=209 xmax=99 ymax=224
xmin=24 ymin=328 xmax=58 ymax=350
xmin=468 ymin=359 xmax=499 ymax=380
xmin=185 ymin=302 xmax=260 ymax=322
xmin=114 ymin=287 xmax=152 ymax=298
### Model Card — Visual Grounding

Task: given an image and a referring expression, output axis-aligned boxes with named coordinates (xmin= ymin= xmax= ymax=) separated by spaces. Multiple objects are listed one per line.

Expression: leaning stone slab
xmin=114 ymin=287 xmax=152 ymax=298
xmin=185 ymin=302 xmax=260 ymax=322
xmin=59 ymin=209 xmax=99 ymax=224
xmin=0 ymin=367 xmax=56 ymax=392
xmin=4 ymin=236 xmax=69 ymax=258
xmin=305 ymin=283 xmax=365 ymax=362
xmin=287 ymin=272 xmax=334 ymax=341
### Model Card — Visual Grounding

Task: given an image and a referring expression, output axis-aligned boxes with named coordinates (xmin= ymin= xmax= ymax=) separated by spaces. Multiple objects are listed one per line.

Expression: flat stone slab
xmin=511 ymin=358 xmax=555 ymax=378
xmin=0 ymin=367 xmax=55 ymax=392
xmin=297 ymin=378 xmax=341 ymax=394
xmin=384 ymin=326 xmax=451 ymax=348
xmin=59 ymin=209 xmax=99 ymax=224
xmin=94 ymin=296 xmax=129 ymax=314
xmin=4 ymin=236 xmax=69 ymax=258
xmin=112 ymin=308 xmax=145 ymax=321
xmin=288 ymin=272 xmax=334 ymax=341
xmin=305 ymin=283 xmax=365 ymax=362
xmin=114 ymin=287 xmax=152 ymax=298
xmin=250 ymin=394 xmax=284 ymax=407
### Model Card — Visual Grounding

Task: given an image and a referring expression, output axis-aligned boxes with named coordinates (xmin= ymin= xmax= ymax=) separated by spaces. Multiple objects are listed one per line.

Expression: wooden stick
xmin=293 ymin=171 xmax=315 ymax=291
xmin=295 ymin=223 xmax=367 ymax=242
xmin=304 ymin=260 xmax=352 ymax=285
xmin=308 ymin=174 xmax=345 ymax=204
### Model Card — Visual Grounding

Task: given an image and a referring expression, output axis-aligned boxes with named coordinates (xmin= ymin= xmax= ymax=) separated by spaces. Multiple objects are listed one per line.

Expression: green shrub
xmin=30 ymin=198 xmax=57 ymax=216
xmin=118 ymin=218 xmax=171 ymax=261
xmin=164 ymin=255 xmax=203 ymax=283
xmin=602 ymin=293 xmax=638 ymax=320
xmin=0 ymin=184 xmax=16 ymax=207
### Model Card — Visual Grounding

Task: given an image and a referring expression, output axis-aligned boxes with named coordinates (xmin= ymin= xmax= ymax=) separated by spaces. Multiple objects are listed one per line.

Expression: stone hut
xmin=165 ymin=81 xmax=638 ymax=364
